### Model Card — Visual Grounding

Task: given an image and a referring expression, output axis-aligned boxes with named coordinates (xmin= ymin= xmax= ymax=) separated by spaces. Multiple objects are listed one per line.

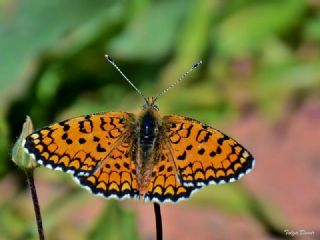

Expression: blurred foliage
xmin=1 ymin=0 xmax=320 ymax=239
xmin=88 ymin=201 xmax=139 ymax=240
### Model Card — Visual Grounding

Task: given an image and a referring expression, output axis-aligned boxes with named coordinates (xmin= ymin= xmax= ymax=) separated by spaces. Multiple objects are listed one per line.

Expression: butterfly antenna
xmin=154 ymin=60 xmax=202 ymax=102
xmin=105 ymin=54 xmax=147 ymax=101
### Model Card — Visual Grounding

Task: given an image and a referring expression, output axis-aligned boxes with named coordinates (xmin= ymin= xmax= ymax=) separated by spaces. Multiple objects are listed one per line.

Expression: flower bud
xmin=12 ymin=116 xmax=38 ymax=170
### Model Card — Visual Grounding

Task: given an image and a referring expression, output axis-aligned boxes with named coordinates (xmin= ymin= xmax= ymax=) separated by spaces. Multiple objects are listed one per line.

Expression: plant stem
xmin=153 ymin=203 xmax=163 ymax=240
xmin=26 ymin=171 xmax=45 ymax=240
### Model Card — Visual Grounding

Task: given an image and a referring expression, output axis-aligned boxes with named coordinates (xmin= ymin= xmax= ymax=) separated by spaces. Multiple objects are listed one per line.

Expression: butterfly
xmin=23 ymin=55 xmax=255 ymax=203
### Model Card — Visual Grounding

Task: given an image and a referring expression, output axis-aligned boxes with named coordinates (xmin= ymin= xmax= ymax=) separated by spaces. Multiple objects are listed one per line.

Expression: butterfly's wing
xmin=24 ymin=112 xmax=140 ymax=199
xmin=24 ymin=112 xmax=134 ymax=176
xmin=162 ymin=115 xmax=255 ymax=188
xmin=75 ymin=136 xmax=140 ymax=199
xmin=143 ymin=139 xmax=199 ymax=203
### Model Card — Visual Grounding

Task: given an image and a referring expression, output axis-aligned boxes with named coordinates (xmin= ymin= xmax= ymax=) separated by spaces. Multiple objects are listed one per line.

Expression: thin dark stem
xmin=25 ymin=171 xmax=45 ymax=240
xmin=153 ymin=203 xmax=163 ymax=240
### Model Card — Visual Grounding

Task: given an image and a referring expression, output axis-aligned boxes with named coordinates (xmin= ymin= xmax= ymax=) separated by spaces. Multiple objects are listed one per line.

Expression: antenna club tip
xmin=105 ymin=54 xmax=114 ymax=62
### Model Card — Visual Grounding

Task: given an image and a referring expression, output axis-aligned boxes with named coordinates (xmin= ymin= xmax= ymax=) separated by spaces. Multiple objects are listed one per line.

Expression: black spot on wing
xmin=177 ymin=151 xmax=186 ymax=160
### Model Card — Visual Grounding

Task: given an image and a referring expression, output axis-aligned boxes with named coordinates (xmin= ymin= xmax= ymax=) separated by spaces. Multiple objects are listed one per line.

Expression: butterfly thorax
xmin=139 ymin=96 xmax=160 ymax=155
xmin=136 ymin=103 xmax=161 ymax=195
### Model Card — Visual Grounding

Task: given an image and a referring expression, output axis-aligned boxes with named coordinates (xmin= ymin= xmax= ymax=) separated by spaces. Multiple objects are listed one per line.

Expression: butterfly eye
xmin=142 ymin=103 xmax=149 ymax=110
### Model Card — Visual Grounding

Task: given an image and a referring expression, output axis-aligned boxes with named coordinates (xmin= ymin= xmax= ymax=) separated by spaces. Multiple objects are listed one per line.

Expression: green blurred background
xmin=1 ymin=0 xmax=320 ymax=239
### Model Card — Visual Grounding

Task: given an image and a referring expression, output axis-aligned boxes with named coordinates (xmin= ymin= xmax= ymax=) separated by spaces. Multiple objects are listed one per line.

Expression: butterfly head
xmin=142 ymin=96 xmax=159 ymax=111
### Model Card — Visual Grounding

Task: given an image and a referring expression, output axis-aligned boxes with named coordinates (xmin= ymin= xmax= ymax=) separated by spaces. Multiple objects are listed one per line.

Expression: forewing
xmin=23 ymin=112 xmax=134 ymax=176
xmin=163 ymin=115 xmax=255 ymax=187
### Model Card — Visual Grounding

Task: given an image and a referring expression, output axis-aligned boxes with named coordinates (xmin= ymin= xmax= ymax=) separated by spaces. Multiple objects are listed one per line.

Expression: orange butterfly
xmin=23 ymin=55 xmax=255 ymax=203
